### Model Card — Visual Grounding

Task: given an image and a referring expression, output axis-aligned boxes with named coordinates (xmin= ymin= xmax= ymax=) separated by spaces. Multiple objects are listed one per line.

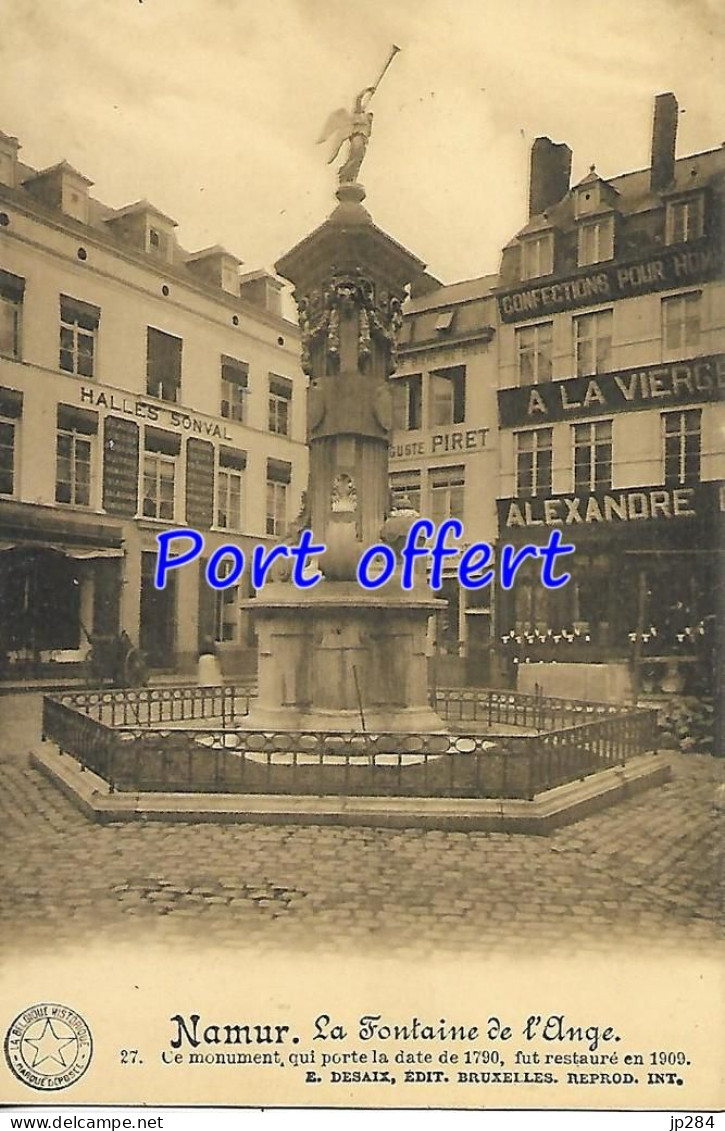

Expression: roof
xmin=404 ymin=273 xmax=497 ymax=314
xmin=514 ymin=213 xmax=555 ymax=238
xmin=239 ymin=268 xmax=284 ymax=290
xmin=572 ymin=165 xmax=620 ymax=194
xmin=22 ymin=160 xmax=93 ymax=187
xmin=276 ymin=187 xmax=426 ymax=293
xmin=0 ymin=122 xmax=294 ymax=330
xmin=607 ymin=146 xmax=725 ymax=207
xmin=513 ymin=146 xmax=725 ymax=239
xmin=104 ymin=198 xmax=178 ymax=227
xmin=186 ymin=244 xmax=242 ymax=264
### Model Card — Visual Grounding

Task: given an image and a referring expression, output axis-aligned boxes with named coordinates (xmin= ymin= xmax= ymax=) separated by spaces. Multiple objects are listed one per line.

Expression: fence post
xmin=107 ymin=730 xmax=116 ymax=794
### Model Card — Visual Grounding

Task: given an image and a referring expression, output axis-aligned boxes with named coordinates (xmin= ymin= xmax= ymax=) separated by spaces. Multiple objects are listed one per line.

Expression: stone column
xmin=243 ymin=181 xmax=445 ymax=733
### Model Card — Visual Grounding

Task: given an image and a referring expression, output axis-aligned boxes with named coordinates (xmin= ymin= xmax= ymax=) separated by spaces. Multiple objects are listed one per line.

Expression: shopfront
xmin=495 ymin=480 xmax=723 ymax=696
xmin=0 ymin=502 xmax=124 ymax=678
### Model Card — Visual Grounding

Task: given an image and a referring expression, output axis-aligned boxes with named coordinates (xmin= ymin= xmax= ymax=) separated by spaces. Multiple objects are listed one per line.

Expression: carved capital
xmin=295 ymin=270 xmax=406 ymax=376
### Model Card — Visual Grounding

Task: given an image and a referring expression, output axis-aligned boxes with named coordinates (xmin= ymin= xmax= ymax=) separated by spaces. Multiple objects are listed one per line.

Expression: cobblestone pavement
xmin=0 ymin=694 xmax=722 ymax=957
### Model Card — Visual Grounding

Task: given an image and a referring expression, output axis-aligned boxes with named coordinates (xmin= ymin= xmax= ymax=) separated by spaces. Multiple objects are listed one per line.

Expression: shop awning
xmin=0 ymin=541 xmax=124 ymax=559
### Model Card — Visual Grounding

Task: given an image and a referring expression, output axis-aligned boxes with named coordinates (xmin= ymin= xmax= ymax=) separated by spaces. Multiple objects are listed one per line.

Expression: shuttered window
xmin=147 ymin=327 xmax=182 ymax=402
xmin=221 ymin=356 xmax=249 ymax=422
xmin=59 ymin=295 xmax=100 ymax=378
xmin=0 ymin=270 xmax=24 ymax=360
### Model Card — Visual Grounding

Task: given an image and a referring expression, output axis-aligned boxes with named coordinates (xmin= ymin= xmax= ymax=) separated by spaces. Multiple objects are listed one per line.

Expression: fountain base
xmin=244 ymin=581 xmax=445 ymax=733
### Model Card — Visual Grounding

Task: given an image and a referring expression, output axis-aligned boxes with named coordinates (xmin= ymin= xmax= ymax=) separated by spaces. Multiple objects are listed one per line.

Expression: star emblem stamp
xmin=4 ymin=1004 xmax=93 ymax=1091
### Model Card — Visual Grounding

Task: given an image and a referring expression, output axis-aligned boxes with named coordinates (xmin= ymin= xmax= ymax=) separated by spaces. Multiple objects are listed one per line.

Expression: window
xmin=666 ymin=196 xmax=704 ymax=245
xmin=143 ymin=454 xmax=175 ymax=520
xmin=516 ymin=429 xmax=553 ymax=497
xmin=221 ymin=356 xmax=249 ymax=422
xmin=217 ymin=469 xmax=243 ymax=530
xmin=429 ymin=366 xmax=465 ymax=426
xmin=0 ymin=387 xmax=22 ymax=497
xmin=214 ymin=563 xmax=240 ymax=643
xmin=56 ymin=431 xmax=92 ymax=506
xmin=577 ymin=216 xmax=614 ymax=266
xmin=663 ymin=409 xmax=701 ymax=486
xmin=391 ymin=374 xmax=422 ymax=431
xmin=0 ymin=270 xmax=24 ymax=360
xmin=435 ymin=309 xmax=455 ymax=334
xmin=148 ymin=226 xmax=172 ymax=259
xmin=516 ymin=322 xmax=553 ymax=385
xmin=662 ymin=292 xmax=701 ymax=356
xmin=573 ymin=420 xmax=613 ymax=491
xmin=574 ymin=309 xmax=613 ymax=376
xmin=142 ymin=427 xmax=180 ymax=520
xmin=215 ymin=587 xmax=239 ymax=643
xmin=266 ymin=458 xmax=291 ymax=536
xmin=438 ymin=577 xmax=461 ymax=654
xmin=521 ymin=233 xmax=554 ymax=280
xmin=390 ymin=470 xmax=421 ymax=513
xmin=268 ymin=374 xmax=292 ymax=436
xmin=217 ymin=447 xmax=246 ymax=530
xmin=0 ymin=417 xmax=15 ymax=495
xmin=429 ymin=466 xmax=465 ymax=524
xmin=146 ymin=327 xmax=182 ymax=402
xmin=266 ymin=480 xmax=287 ymax=536
xmin=55 ymin=405 xmax=97 ymax=506
xmin=59 ymin=295 xmax=100 ymax=378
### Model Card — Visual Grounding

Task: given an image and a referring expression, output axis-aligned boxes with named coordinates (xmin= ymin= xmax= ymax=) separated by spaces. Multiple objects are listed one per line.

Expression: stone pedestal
xmin=517 ymin=661 xmax=633 ymax=704
xmin=245 ymin=582 xmax=444 ymax=732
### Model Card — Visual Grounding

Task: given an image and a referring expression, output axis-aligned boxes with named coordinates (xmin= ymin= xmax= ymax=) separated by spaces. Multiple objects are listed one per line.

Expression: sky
xmin=1 ymin=0 xmax=724 ymax=286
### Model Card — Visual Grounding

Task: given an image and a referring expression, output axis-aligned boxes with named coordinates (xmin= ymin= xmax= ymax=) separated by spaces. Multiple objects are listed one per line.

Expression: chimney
xmin=528 ymin=137 xmax=572 ymax=217
xmin=650 ymin=92 xmax=678 ymax=192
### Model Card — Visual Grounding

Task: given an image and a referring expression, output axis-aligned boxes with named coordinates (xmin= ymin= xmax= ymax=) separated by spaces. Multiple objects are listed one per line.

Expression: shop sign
xmin=497 ymin=238 xmax=721 ymax=323
xmin=390 ymin=428 xmax=488 ymax=460
xmin=498 ymin=354 xmax=725 ymax=427
xmin=498 ymin=485 xmax=711 ymax=530
xmin=79 ymin=387 xmax=234 ymax=440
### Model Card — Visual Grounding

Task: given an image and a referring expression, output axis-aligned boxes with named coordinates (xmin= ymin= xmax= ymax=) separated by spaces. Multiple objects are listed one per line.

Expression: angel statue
xmin=317 ymin=88 xmax=375 ymax=185
xmin=316 ymin=46 xmax=400 ymax=186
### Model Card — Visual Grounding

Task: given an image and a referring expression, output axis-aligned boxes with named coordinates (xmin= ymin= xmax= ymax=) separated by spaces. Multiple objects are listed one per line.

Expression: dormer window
xmin=221 ymin=262 xmax=239 ymax=293
xmin=104 ymin=201 xmax=177 ymax=263
xmin=521 ymin=233 xmax=554 ymax=280
xmin=148 ymin=225 xmax=172 ymax=259
xmin=574 ymin=168 xmax=618 ymax=219
xmin=576 ymin=187 xmax=599 ymax=216
xmin=578 ymin=216 xmax=615 ymax=266
xmin=187 ymin=246 xmax=242 ymax=296
xmin=666 ymin=195 xmax=704 ymax=245
xmin=0 ymin=132 xmax=20 ymax=189
xmin=22 ymin=161 xmax=92 ymax=224
xmin=435 ymin=309 xmax=455 ymax=334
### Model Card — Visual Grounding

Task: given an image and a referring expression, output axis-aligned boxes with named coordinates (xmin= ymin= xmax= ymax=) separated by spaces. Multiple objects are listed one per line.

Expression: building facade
xmin=493 ymin=95 xmax=724 ymax=698
xmin=0 ymin=129 xmax=307 ymax=680
xmin=390 ymin=275 xmax=499 ymax=677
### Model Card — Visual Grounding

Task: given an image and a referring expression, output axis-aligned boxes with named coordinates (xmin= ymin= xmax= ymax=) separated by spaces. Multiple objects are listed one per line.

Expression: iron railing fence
xmin=45 ymin=685 xmax=251 ymax=728
xmin=42 ymin=685 xmax=659 ymax=802
xmin=49 ymin=684 xmax=622 ymax=732
xmin=431 ymin=687 xmax=620 ymax=732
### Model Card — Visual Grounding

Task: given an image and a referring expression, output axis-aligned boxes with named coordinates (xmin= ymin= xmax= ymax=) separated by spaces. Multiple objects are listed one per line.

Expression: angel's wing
xmin=316 ymin=107 xmax=352 ymax=164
